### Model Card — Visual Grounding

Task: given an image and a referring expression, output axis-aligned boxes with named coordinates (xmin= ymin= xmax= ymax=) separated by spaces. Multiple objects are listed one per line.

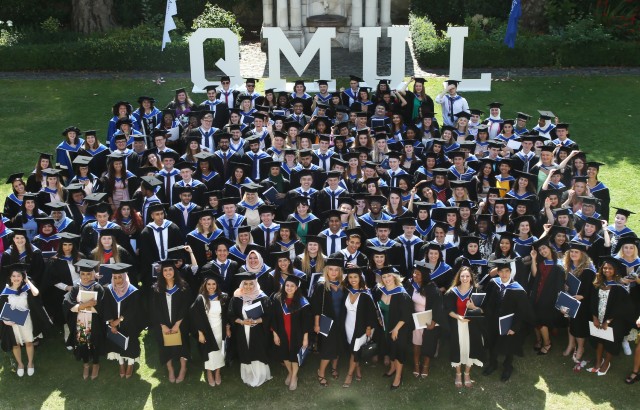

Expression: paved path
xmin=1 ymin=30 xmax=639 ymax=80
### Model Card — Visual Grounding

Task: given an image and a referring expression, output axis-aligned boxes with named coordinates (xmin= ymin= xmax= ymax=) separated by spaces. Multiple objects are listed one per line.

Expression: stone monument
xmin=261 ymin=0 xmax=393 ymax=52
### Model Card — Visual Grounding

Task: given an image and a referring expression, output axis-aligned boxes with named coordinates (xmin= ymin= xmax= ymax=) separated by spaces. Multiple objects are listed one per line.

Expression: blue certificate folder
xmin=106 ymin=330 xmax=129 ymax=350
xmin=499 ymin=313 xmax=514 ymax=336
xmin=555 ymin=291 xmax=581 ymax=319
xmin=0 ymin=304 xmax=29 ymax=326
xmin=244 ymin=302 xmax=264 ymax=320
xmin=566 ymin=273 xmax=581 ymax=297
xmin=319 ymin=314 xmax=334 ymax=337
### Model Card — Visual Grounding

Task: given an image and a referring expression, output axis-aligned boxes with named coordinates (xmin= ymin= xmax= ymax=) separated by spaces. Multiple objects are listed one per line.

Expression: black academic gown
xmin=189 ymin=293 xmax=229 ymax=362
xmin=0 ymin=289 xmax=52 ymax=352
xmin=568 ymin=268 xmax=596 ymax=338
xmin=138 ymin=223 xmax=183 ymax=288
xmin=407 ymin=282 xmax=445 ymax=357
xmin=199 ymin=259 xmax=239 ymax=295
xmin=311 ymin=283 xmax=347 ymax=360
xmin=529 ymin=262 xmax=566 ymax=328
xmin=271 ymin=294 xmax=312 ymax=362
xmin=150 ymin=285 xmax=192 ymax=362
xmin=62 ymin=282 xmax=106 ymax=362
xmin=167 ymin=204 xmax=202 ymax=240
xmin=373 ymin=287 xmax=414 ymax=364
xmin=589 ymin=283 xmax=635 ymax=355
xmin=79 ymin=223 xmax=129 ymax=259
xmin=102 ymin=284 xmax=146 ymax=360
xmin=43 ymin=255 xmax=86 ymax=327
xmin=444 ymin=289 xmax=486 ymax=366
xmin=227 ymin=294 xmax=272 ymax=364
xmin=341 ymin=290 xmax=379 ymax=362
xmin=484 ymin=279 xmax=534 ymax=358
xmin=0 ymin=247 xmax=46 ymax=288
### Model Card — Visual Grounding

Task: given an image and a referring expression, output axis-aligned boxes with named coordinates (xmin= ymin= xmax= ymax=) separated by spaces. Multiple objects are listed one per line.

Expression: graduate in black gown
xmin=561 ymin=241 xmax=596 ymax=366
xmin=482 ymin=258 xmax=534 ymax=382
xmin=189 ymin=273 xmax=230 ymax=387
xmin=375 ymin=266 xmax=414 ymax=390
xmin=0 ymin=265 xmax=51 ymax=378
xmin=43 ymin=232 xmax=83 ymax=347
xmin=103 ymin=262 xmax=145 ymax=379
xmin=197 ymin=237 xmax=239 ymax=295
xmin=271 ymin=274 xmax=312 ymax=391
xmin=586 ymin=257 xmax=635 ymax=376
xmin=150 ymin=259 xmax=192 ymax=383
xmin=311 ymin=258 xmax=346 ymax=387
xmin=0 ymin=228 xmax=46 ymax=287
xmin=63 ymin=259 xmax=105 ymax=380
xmin=341 ymin=267 xmax=378 ymax=387
xmin=444 ymin=266 xmax=485 ymax=388
xmin=228 ymin=271 xmax=273 ymax=387
xmin=529 ymin=239 xmax=566 ymax=356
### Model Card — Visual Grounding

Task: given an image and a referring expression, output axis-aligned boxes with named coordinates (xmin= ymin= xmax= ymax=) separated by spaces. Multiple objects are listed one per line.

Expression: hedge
xmin=0 ymin=39 xmax=224 ymax=71
xmin=410 ymin=14 xmax=640 ymax=68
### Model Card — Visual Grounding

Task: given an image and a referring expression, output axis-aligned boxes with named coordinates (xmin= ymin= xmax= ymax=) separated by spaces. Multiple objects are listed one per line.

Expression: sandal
xmin=343 ymin=373 xmax=353 ymax=388
xmin=119 ymin=364 xmax=126 ymax=378
xmin=537 ymin=344 xmax=551 ymax=356
xmin=413 ymin=363 xmax=420 ymax=378
xmin=573 ymin=347 xmax=584 ymax=363
xmin=533 ymin=339 xmax=542 ymax=351
xmin=317 ymin=370 xmax=328 ymax=387
xmin=455 ymin=372 xmax=462 ymax=388
xmin=83 ymin=364 xmax=90 ymax=380
xmin=331 ymin=367 xmax=339 ymax=380
xmin=464 ymin=371 xmax=473 ymax=388
xmin=420 ymin=365 xmax=429 ymax=379
xmin=625 ymin=372 xmax=639 ymax=384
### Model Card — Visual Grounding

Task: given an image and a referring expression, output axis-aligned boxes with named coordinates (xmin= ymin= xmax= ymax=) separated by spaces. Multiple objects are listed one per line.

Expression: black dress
xmin=227 ymin=294 xmax=272 ymax=364
xmin=189 ymin=293 xmax=229 ymax=363
xmin=311 ymin=283 xmax=346 ymax=360
xmin=589 ymin=283 xmax=635 ymax=355
xmin=568 ymin=268 xmax=596 ymax=338
xmin=150 ymin=285 xmax=192 ymax=362
xmin=102 ymin=284 xmax=146 ymax=361
xmin=271 ymin=294 xmax=312 ymax=362
xmin=529 ymin=261 xmax=566 ymax=328
xmin=43 ymin=255 xmax=85 ymax=327
xmin=63 ymin=283 xmax=106 ymax=363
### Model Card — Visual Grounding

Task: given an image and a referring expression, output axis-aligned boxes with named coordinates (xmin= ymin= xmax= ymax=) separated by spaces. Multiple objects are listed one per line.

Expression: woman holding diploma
xmin=63 ymin=259 xmax=105 ymax=379
xmin=561 ymin=242 xmax=596 ymax=364
xmin=103 ymin=263 xmax=145 ymax=379
xmin=151 ymin=259 xmax=191 ymax=383
xmin=228 ymin=271 xmax=272 ymax=387
xmin=407 ymin=262 xmax=443 ymax=380
xmin=311 ymin=258 xmax=346 ymax=387
xmin=0 ymin=265 xmax=51 ymax=377
xmin=342 ymin=267 xmax=377 ymax=388
xmin=189 ymin=274 xmax=230 ymax=387
xmin=529 ymin=239 xmax=566 ymax=355
xmin=377 ymin=266 xmax=414 ymax=390
xmin=445 ymin=266 xmax=485 ymax=388
xmin=271 ymin=274 xmax=311 ymax=391
xmin=587 ymin=257 xmax=635 ymax=375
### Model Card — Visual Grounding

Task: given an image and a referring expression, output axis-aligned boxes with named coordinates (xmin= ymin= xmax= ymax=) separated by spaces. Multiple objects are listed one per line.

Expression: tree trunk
xmin=72 ymin=0 xmax=116 ymax=34
xmin=520 ymin=0 xmax=547 ymax=33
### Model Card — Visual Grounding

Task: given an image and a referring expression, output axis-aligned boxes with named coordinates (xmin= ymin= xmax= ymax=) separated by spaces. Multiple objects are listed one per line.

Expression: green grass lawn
xmin=0 ymin=76 xmax=639 ymax=408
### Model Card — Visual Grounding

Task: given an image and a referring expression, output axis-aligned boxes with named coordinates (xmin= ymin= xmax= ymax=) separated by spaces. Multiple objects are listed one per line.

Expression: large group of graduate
xmin=1 ymin=74 xmax=640 ymax=392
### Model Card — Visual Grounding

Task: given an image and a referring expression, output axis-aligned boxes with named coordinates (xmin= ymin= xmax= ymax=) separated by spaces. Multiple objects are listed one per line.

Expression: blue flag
xmin=504 ymin=0 xmax=521 ymax=49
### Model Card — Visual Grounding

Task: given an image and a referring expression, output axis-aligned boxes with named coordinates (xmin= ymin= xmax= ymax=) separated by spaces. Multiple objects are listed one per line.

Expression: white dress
xmin=239 ymin=303 xmax=272 ymax=387
xmin=204 ymin=300 xmax=225 ymax=371
xmin=344 ymin=294 xmax=360 ymax=344
xmin=8 ymin=293 xmax=34 ymax=345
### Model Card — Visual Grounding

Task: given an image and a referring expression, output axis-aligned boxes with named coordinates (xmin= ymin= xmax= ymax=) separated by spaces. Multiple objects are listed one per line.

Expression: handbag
xmin=360 ymin=337 xmax=378 ymax=362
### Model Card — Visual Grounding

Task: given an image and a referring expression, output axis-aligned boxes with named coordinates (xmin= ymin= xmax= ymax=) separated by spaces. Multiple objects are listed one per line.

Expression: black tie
xmin=330 ymin=234 xmax=339 ymax=254
xmin=405 ymin=241 xmax=413 ymax=272
xmin=155 ymin=226 xmax=166 ymax=259
xmin=265 ymin=228 xmax=271 ymax=246
xmin=228 ymin=219 xmax=235 ymax=241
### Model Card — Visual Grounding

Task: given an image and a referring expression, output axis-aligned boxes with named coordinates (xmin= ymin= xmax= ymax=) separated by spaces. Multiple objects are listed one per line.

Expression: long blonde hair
xmin=322 ymin=264 xmax=344 ymax=290
xmin=300 ymin=250 xmax=326 ymax=275
xmin=562 ymin=249 xmax=592 ymax=278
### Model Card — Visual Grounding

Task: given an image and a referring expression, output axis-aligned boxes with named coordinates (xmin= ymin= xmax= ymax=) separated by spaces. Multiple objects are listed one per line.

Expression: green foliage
xmin=192 ymin=3 xmax=244 ymax=39
xmin=409 ymin=13 xmax=447 ymax=64
xmin=544 ymin=0 xmax=583 ymax=31
xmin=0 ymin=20 xmax=21 ymax=47
xmin=410 ymin=0 xmax=465 ymax=30
xmin=464 ymin=14 xmax=501 ymax=40
xmin=561 ymin=16 xmax=612 ymax=44
xmin=0 ymin=0 xmax=70 ymax=29
xmin=0 ymin=37 xmax=223 ymax=71
xmin=41 ymin=17 xmax=62 ymax=34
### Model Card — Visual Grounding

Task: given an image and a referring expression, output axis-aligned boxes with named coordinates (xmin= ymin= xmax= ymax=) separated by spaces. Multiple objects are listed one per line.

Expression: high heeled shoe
xmin=390 ymin=377 xmax=402 ymax=390
xmin=597 ymin=362 xmax=611 ymax=376
xmin=455 ymin=372 xmax=462 ymax=388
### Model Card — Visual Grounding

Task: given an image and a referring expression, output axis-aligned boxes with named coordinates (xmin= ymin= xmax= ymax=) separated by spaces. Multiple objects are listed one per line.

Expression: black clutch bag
xmin=360 ymin=338 xmax=378 ymax=362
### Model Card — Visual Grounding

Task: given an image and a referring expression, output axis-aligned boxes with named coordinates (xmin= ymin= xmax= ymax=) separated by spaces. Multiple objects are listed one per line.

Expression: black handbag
xmin=360 ymin=337 xmax=378 ymax=362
